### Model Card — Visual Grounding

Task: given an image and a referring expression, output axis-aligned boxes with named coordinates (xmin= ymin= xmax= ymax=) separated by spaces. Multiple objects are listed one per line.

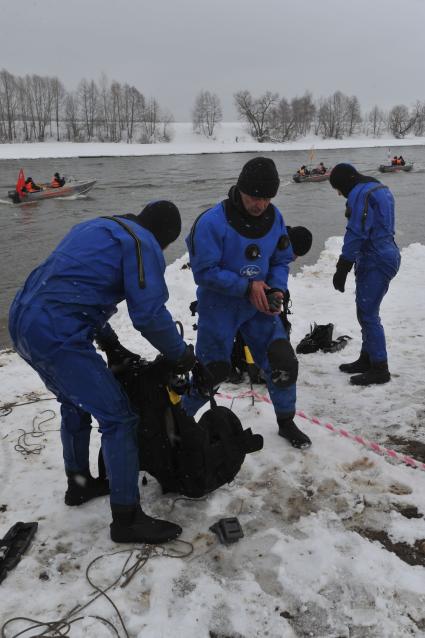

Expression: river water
xmin=1 ymin=145 xmax=424 ymax=349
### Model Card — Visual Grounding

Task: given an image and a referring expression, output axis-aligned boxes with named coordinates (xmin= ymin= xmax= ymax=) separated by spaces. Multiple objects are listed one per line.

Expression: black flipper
xmin=0 ymin=521 xmax=38 ymax=584
xmin=321 ymin=335 xmax=352 ymax=353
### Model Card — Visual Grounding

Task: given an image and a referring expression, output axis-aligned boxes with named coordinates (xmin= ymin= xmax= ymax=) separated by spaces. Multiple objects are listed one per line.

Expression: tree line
xmin=1 ymin=68 xmax=425 ymax=144
xmin=0 ymin=69 xmax=173 ymax=143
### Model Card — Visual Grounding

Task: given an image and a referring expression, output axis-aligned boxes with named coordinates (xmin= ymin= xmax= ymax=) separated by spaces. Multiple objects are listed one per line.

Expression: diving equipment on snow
xmin=296 ymin=323 xmax=351 ymax=355
xmin=209 ymin=517 xmax=244 ymax=545
xmin=0 ymin=522 xmax=38 ymax=584
xmin=104 ymin=356 xmax=263 ymax=498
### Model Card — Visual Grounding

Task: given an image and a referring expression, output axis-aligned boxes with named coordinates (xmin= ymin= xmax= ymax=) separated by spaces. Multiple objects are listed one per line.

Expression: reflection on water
xmin=1 ymin=145 xmax=424 ymax=348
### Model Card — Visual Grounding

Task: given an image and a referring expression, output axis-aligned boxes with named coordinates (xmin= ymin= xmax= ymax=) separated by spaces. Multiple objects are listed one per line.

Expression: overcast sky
xmin=1 ymin=0 xmax=424 ymax=120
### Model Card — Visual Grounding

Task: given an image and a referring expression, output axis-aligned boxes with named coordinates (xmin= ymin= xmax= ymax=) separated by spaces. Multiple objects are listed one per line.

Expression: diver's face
xmin=240 ymin=191 xmax=271 ymax=216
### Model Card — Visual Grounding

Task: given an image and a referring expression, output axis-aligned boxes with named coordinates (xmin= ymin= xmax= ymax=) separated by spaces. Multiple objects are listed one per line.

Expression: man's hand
xmin=248 ymin=281 xmax=283 ymax=314
xmin=332 ymin=256 xmax=354 ymax=293
xmin=248 ymin=280 xmax=271 ymax=313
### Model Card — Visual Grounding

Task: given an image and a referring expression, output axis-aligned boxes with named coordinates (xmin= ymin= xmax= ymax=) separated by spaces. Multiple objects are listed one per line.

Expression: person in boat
xmin=398 ymin=156 xmax=405 ymax=166
xmin=51 ymin=172 xmax=65 ymax=188
xmin=391 ymin=156 xmax=398 ymax=166
xmin=297 ymin=165 xmax=310 ymax=177
xmin=8 ymin=201 xmax=196 ymax=544
xmin=22 ymin=177 xmax=42 ymax=193
xmin=183 ymin=157 xmax=311 ymax=450
xmin=312 ymin=162 xmax=327 ymax=175
xmin=329 ymin=163 xmax=400 ymax=386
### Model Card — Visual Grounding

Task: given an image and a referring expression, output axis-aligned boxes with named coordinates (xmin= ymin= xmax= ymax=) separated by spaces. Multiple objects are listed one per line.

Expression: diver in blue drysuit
xmin=182 ymin=157 xmax=311 ymax=449
xmin=8 ymin=201 xmax=195 ymax=544
xmin=330 ymin=163 xmax=401 ymax=385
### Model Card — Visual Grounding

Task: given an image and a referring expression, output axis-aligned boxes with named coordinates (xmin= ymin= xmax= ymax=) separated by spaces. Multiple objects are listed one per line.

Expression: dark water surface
xmin=1 ymin=145 xmax=424 ymax=348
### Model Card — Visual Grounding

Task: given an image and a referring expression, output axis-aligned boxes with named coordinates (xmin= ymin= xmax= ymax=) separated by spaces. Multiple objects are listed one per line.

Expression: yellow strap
xmin=167 ymin=388 xmax=181 ymax=405
xmin=244 ymin=345 xmax=255 ymax=365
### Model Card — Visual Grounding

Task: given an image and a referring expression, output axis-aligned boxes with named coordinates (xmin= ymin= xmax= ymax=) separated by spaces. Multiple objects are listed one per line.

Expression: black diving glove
xmin=266 ymin=288 xmax=284 ymax=312
xmin=96 ymin=338 xmax=141 ymax=369
xmin=169 ymin=344 xmax=197 ymax=375
xmin=333 ymin=256 xmax=354 ymax=293
xmin=166 ymin=344 xmax=197 ymax=396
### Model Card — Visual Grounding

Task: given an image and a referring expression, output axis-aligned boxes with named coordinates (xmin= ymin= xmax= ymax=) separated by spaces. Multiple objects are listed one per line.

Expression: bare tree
xmin=50 ymin=77 xmax=65 ymax=141
xmin=192 ymin=90 xmax=222 ymax=137
xmin=291 ymin=92 xmax=316 ymax=137
xmin=97 ymin=73 xmax=111 ymax=140
xmin=122 ymin=84 xmax=145 ymax=142
xmin=158 ymin=109 xmax=174 ymax=142
xmin=64 ymin=92 xmax=80 ymax=141
xmin=388 ymin=104 xmax=416 ymax=138
xmin=0 ymin=69 xmax=18 ymax=141
xmin=345 ymin=95 xmax=362 ymax=136
xmin=109 ymin=81 xmax=124 ymax=141
xmin=268 ymin=97 xmax=297 ymax=141
xmin=234 ymin=90 xmax=278 ymax=141
xmin=78 ymin=78 xmax=99 ymax=141
xmin=365 ymin=105 xmax=386 ymax=137
xmin=25 ymin=74 xmax=54 ymax=141
xmin=317 ymin=91 xmax=348 ymax=139
xmin=412 ymin=100 xmax=425 ymax=136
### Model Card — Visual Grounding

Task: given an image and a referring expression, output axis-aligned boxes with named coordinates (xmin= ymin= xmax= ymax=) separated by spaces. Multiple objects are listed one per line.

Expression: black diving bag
xmin=113 ymin=356 xmax=263 ymax=498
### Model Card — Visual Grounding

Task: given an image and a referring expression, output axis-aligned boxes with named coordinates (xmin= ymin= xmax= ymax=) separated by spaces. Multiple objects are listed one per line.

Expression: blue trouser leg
xmin=355 ymin=267 xmax=391 ymax=362
xmin=60 ymin=402 xmax=92 ymax=473
xmin=183 ymin=304 xmax=296 ymax=418
xmin=241 ymin=313 xmax=296 ymax=416
xmin=10 ymin=314 xmax=140 ymax=506
xmin=183 ymin=309 xmax=237 ymax=417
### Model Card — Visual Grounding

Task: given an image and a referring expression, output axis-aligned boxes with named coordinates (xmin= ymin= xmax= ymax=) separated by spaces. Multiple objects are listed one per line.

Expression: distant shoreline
xmin=0 ymin=122 xmax=424 ymax=161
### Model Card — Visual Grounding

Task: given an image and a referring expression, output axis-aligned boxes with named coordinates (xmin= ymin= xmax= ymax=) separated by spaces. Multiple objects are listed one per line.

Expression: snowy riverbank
xmin=0 ymin=122 xmax=425 ymax=160
xmin=1 ymin=238 xmax=425 ymax=637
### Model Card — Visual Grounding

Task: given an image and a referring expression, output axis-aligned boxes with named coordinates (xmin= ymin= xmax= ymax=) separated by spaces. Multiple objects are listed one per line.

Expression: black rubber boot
xmin=65 ymin=470 xmax=110 ymax=506
xmin=110 ymin=504 xmax=182 ymax=544
xmin=339 ymin=351 xmax=370 ymax=374
xmin=277 ymin=414 xmax=312 ymax=449
xmin=350 ymin=361 xmax=391 ymax=386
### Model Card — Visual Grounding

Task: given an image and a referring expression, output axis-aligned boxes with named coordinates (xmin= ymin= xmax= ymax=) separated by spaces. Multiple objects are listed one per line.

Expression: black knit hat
xmin=287 ymin=226 xmax=313 ymax=257
xmin=329 ymin=163 xmax=362 ymax=198
xmin=137 ymin=200 xmax=181 ymax=249
xmin=237 ymin=157 xmax=280 ymax=198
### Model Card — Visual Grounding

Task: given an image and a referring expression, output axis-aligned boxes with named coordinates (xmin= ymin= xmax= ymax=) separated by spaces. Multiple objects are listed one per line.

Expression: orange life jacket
xmin=51 ymin=178 xmax=62 ymax=188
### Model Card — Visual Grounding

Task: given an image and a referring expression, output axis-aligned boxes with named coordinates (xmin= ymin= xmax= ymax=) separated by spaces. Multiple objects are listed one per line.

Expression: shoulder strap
xmin=361 ymin=184 xmax=388 ymax=231
xmin=188 ymin=207 xmax=214 ymax=256
xmin=101 ymin=216 xmax=145 ymax=288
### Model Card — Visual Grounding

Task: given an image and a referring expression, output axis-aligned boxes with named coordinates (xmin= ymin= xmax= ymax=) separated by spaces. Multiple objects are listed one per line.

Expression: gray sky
xmin=1 ymin=0 xmax=424 ymax=120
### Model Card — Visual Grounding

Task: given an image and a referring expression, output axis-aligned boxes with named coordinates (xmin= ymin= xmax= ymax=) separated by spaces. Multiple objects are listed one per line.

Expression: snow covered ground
xmin=1 ymin=238 xmax=425 ymax=638
xmin=0 ymin=122 xmax=424 ymax=160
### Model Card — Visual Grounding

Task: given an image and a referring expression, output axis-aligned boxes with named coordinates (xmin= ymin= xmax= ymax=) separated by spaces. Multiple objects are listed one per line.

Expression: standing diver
xmin=183 ymin=157 xmax=311 ymax=449
xmin=329 ymin=163 xmax=401 ymax=385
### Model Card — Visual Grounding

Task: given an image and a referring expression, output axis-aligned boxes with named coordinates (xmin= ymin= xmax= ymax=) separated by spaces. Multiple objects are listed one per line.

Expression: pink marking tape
xmin=216 ymin=389 xmax=425 ymax=472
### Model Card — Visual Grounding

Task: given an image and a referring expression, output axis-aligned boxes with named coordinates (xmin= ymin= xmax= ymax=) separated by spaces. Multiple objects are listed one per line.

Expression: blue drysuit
xmin=9 ymin=216 xmax=186 ymax=506
xmin=342 ymin=182 xmax=401 ymax=362
xmin=182 ymin=196 xmax=296 ymax=418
